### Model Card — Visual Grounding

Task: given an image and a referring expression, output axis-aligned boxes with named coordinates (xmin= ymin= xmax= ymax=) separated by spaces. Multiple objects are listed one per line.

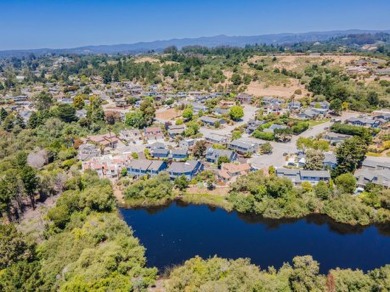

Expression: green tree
xmin=304 ymin=150 xmax=325 ymax=170
xmin=140 ymin=99 xmax=156 ymax=127
xmin=260 ymin=142 xmax=273 ymax=154
xmin=182 ymin=107 xmax=193 ymax=121
xmin=229 ymin=105 xmax=244 ymax=121
xmin=192 ymin=140 xmax=207 ymax=159
xmin=54 ymin=104 xmax=77 ymax=123
xmin=125 ymin=110 xmax=146 ymax=129
xmin=174 ymin=175 xmax=189 ymax=191
xmin=73 ymin=94 xmax=86 ymax=109
xmin=335 ymin=173 xmax=357 ymax=194
xmin=33 ymin=91 xmax=53 ymax=111
xmin=0 ymin=107 xmax=8 ymax=124
xmin=27 ymin=111 xmax=40 ymax=129
xmin=20 ymin=166 xmax=39 ymax=209
xmin=335 ymin=137 xmax=368 ymax=175
xmin=330 ymin=98 xmax=343 ymax=115
xmin=231 ymin=73 xmax=242 ymax=85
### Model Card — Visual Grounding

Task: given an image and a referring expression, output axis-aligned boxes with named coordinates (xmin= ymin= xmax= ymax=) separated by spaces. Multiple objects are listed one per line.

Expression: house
xmin=214 ymin=107 xmax=229 ymax=116
xmin=323 ymin=152 xmax=337 ymax=169
xmin=179 ymin=138 xmax=196 ymax=149
xmin=346 ymin=117 xmax=381 ymax=128
xmin=276 ymin=168 xmax=331 ymax=185
xmin=264 ymin=124 xmax=288 ymax=133
xmin=288 ymin=101 xmax=301 ymax=110
xmin=355 ymin=168 xmax=390 ymax=188
xmin=298 ymin=109 xmax=321 ymax=120
xmin=310 ymin=101 xmax=330 ymax=110
xmin=246 ymin=119 xmax=264 ymax=134
xmin=361 ymin=157 xmax=390 ymax=171
xmin=218 ymin=162 xmax=251 ymax=183
xmin=323 ymin=132 xmax=352 ymax=145
xmin=200 ymin=116 xmax=225 ymax=127
xmin=228 ymin=138 xmax=259 ymax=154
xmin=167 ymin=160 xmax=203 ymax=180
xmin=78 ymin=143 xmax=100 ymax=161
xmin=86 ymin=134 xmax=120 ymax=151
xmin=151 ymin=148 xmax=170 ymax=159
xmin=236 ymin=93 xmax=253 ymax=104
xmin=119 ymin=129 xmax=143 ymax=145
xmin=144 ymin=126 xmax=165 ymax=143
xmin=204 ymin=133 xmax=230 ymax=144
xmin=206 ymin=148 xmax=237 ymax=163
xmin=191 ymin=102 xmax=208 ymax=113
xmin=127 ymin=159 xmax=167 ymax=177
xmin=171 ymin=149 xmax=188 ymax=160
xmin=82 ymin=155 xmax=129 ymax=179
xmin=167 ymin=125 xmax=186 ymax=137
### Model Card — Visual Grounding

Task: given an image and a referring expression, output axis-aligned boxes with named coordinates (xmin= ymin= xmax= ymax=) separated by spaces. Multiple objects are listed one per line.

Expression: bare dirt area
xmin=156 ymin=108 xmax=182 ymax=121
xmin=17 ymin=196 xmax=58 ymax=242
xmin=245 ymin=79 xmax=309 ymax=98
xmin=134 ymin=56 xmax=160 ymax=63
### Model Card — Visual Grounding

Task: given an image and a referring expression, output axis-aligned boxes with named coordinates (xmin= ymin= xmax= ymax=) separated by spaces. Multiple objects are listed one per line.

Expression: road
xmin=248 ymin=111 xmax=359 ymax=169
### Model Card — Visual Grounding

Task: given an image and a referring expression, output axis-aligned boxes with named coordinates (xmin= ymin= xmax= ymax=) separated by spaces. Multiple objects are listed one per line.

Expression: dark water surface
xmin=120 ymin=202 xmax=390 ymax=273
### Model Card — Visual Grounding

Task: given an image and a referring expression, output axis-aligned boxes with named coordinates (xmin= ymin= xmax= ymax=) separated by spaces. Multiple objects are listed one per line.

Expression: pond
xmin=120 ymin=201 xmax=390 ymax=273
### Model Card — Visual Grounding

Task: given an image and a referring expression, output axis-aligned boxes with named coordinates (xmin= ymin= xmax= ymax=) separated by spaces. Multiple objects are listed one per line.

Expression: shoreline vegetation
xmin=118 ymin=171 xmax=390 ymax=227
xmin=2 ymin=171 xmax=390 ymax=291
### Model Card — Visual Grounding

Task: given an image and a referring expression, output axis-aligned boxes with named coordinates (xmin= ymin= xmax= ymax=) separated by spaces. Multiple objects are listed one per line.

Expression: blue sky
xmin=1 ymin=0 xmax=389 ymax=50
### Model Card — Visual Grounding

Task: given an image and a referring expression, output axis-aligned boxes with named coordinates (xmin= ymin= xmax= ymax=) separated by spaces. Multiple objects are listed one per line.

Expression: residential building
xmin=323 ymin=152 xmax=337 ymax=169
xmin=78 ymin=143 xmax=100 ymax=161
xmin=127 ymin=159 xmax=167 ymax=177
xmin=288 ymin=101 xmax=301 ymax=110
xmin=119 ymin=129 xmax=143 ymax=145
xmin=204 ymin=133 xmax=230 ymax=144
xmin=264 ymin=124 xmax=288 ymax=133
xmin=200 ymin=116 xmax=225 ymax=127
xmin=361 ymin=157 xmax=390 ymax=171
xmin=276 ymin=168 xmax=331 ymax=185
xmin=167 ymin=125 xmax=186 ymax=137
xmin=236 ymin=93 xmax=253 ymax=104
xmin=191 ymin=102 xmax=208 ymax=113
xmin=144 ymin=126 xmax=165 ymax=143
xmin=228 ymin=138 xmax=260 ymax=154
xmin=179 ymin=138 xmax=196 ymax=149
xmin=246 ymin=119 xmax=264 ymax=134
xmin=346 ymin=117 xmax=381 ymax=128
xmin=171 ymin=149 xmax=188 ymax=160
xmin=218 ymin=162 xmax=251 ymax=183
xmin=323 ymin=132 xmax=352 ymax=145
xmin=167 ymin=160 xmax=203 ymax=180
xmin=355 ymin=168 xmax=390 ymax=188
xmin=206 ymin=148 xmax=237 ymax=163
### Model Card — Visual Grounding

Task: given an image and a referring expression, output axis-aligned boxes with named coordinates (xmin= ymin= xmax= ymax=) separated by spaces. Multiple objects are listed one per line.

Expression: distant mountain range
xmin=1 ymin=29 xmax=390 ymax=58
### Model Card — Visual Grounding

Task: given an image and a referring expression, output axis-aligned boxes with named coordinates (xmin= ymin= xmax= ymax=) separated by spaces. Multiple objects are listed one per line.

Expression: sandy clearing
xmin=245 ymin=79 xmax=309 ymax=98
xmin=156 ymin=108 xmax=182 ymax=121
xmin=134 ymin=56 xmax=160 ymax=63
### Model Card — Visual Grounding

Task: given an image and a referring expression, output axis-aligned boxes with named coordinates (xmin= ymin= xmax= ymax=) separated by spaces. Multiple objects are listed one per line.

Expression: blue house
xmin=167 ymin=160 xmax=203 ymax=180
xmin=151 ymin=148 xmax=170 ymax=159
xmin=127 ymin=159 xmax=167 ymax=177
xmin=171 ymin=149 xmax=188 ymax=160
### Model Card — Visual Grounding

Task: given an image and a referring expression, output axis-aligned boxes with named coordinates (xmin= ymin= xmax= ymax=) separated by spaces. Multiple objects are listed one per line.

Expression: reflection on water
xmin=120 ymin=201 xmax=390 ymax=273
